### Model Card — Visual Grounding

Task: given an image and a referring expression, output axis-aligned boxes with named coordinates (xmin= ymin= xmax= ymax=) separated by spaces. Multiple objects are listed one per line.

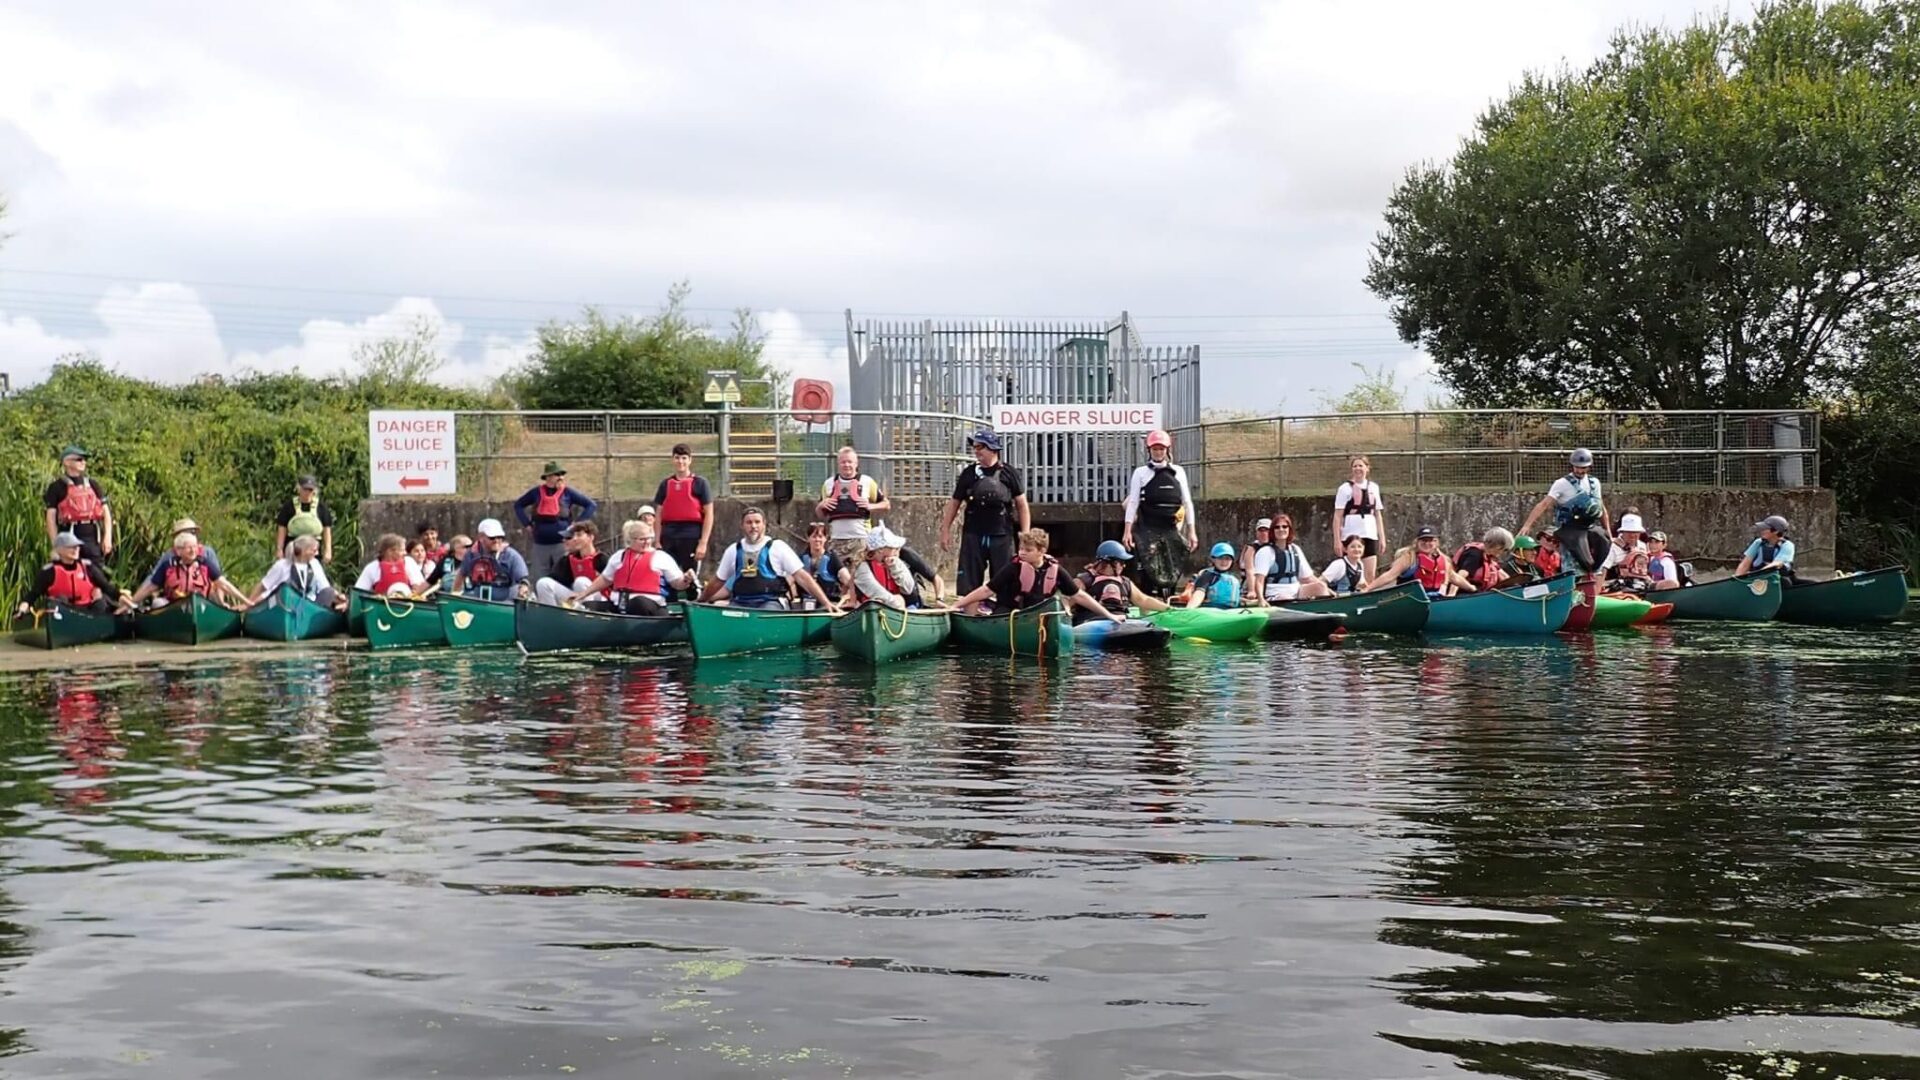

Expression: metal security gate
xmin=845 ymin=312 xmax=1201 ymax=503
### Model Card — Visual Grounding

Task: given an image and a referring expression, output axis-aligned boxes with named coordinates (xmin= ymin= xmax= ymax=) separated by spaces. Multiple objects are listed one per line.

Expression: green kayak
xmin=243 ymin=583 xmax=347 ymax=642
xmin=133 ymin=594 xmax=244 ymax=645
xmin=1143 ymin=606 xmax=1267 ymax=642
xmin=441 ymin=594 xmax=517 ymax=648
xmin=1283 ymin=579 xmax=1430 ymax=634
xmin=1777 ymin=566 xmax=1912 ymax=626
xmin=685 ymin=601 xmax=835 ymax=658
xmin=359 ymin=591 xmax=446 ymax=650
xmin=12 ymin=605 xmax=122 ymax=649
xmin=949 ymin=598 xmax=1073 ymax=659
xmin=830 ymin=602 xmax=950 ymax=664
xmin=514 ymin=599 xmax=686 ymax=654
xmin=1591 ymin=594 xmax=1654 ymax=629
xmin=1663 ymin=570 xmax=1782 ymax=622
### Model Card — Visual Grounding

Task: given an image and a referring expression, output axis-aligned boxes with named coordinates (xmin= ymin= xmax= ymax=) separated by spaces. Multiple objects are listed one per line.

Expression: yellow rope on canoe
xmin=381 ymin=594 xmax=419 ymax=619
xmin=876 ymin=604 xmax=907 ymax=640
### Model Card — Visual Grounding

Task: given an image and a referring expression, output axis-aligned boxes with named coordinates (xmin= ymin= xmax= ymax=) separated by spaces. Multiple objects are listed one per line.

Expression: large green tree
xmin=1367 ymin=0 xmax=1920 ymax=410
xmin=505 ymin=283 xmax=778 ymax=411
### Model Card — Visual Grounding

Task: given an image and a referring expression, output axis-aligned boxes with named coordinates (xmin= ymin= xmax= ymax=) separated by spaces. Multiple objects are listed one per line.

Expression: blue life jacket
xmin=725 ymin=542 xmax=785 ymax=600
xmin=1329 ymin=557 xmax=1363 ymax=595
xmin=1264 ymin=543 xmax=1300 ymax=583
xmin=802 ymin=551 xmax=839 ymax=600
xmin=1193 ymin=568 xmax=1240 ymax=609
xmin=1554 ymin=473 xmax=1603 ymax=528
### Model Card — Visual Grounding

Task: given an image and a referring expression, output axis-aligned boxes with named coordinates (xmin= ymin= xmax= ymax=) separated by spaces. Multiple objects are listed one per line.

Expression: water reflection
xmin=0 ymin=626 xmax=1912 ymax=1077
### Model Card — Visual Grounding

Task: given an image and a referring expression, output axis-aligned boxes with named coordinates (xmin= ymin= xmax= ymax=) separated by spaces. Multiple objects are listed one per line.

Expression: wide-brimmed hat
xmin=966 ymin=428 xmax=1003 ymax=452
xmin=1617 ymin=513 xmax=1645 ymax=533
xmin=865 ymin=526 xmax=906 ymax=551
xmin=541 ymin=461 xmax=566 ymax=478
xmin=170 ymin=517 xmax=200 ymax=534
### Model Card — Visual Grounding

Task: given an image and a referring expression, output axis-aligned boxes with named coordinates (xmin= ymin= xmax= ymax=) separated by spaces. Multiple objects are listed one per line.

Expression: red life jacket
xmin=611 ymin=550 xmax=666 ymax=598
xmin=466 ymin=552 xmax=499 ymax=586
xmin=1453 ymin=542 xmax=1502 ymax=592
xmin=867 ymin=557 xmax=902 ymax=598
xmin=163 ymin=555 xmax=213 ymax=598
xmin=56 ymin=478 xmax=105 ymax=524
xmin=566 ymin=552 xmax=600 ymax=583
xmin=534 ymin=483 xmax=566 ymax=519
xmin=823 ymin=476 xmax=868 ymax=520
xmin=660 ymin=476 xmax=702 ymax=524
xmin=47 ymin=560 xmax=99 ymax=606
xmin=1013 ymin=557 xmax=1061 ymax=606
xmin=1414 ymin=549 xmax=1448 ymax=591
xmin=370 ymin=559 xmax=413 ymax=595
xmin=1535 ymin=547 xmax=1563 ymax=578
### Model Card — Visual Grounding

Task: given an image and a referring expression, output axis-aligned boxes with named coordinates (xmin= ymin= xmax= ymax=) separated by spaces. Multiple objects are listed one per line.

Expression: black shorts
xmin=659 ymin=522 xmax=703 ymax=569
xmin=1343 ymin=536 xmax=1380 ymax=558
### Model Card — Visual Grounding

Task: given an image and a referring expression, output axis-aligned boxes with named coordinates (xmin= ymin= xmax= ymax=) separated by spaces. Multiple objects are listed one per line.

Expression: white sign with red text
xmin=990 ymin=403 xmax=1163 ymax=434
xmin=369 ymin=411 xmax=457 ymax=495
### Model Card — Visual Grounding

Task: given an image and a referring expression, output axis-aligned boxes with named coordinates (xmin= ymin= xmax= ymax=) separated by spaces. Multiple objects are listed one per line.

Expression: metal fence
xmin=1171 ymin=409 xmax=1820 ymax=499
xmin=452 ymin=408 xmax=984 ymax=503
xmin=847 ymin=312 xmax=1201 ymax=504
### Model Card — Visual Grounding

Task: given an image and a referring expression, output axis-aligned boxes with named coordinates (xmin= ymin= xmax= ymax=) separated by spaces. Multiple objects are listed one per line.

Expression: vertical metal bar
xmin=1810 ymin=409 xmax=1820 ymax=488
xmin=1607 ymin=411 xmax=1619 ymax=485
xmin=483 ymin=413 xmax=494 ymax=503
xmin=718 ymin=404 xmax=732 ymax=497
xmin=1509 ymin=411 xmax=1521 ymax=491
xmin=1715 ymin=412 xmax=1726 ymax=488
xmin=1413 ymin=411 xmax=1424 ymax=492
xmin=602 ymin=411 xmax=613 ymax=499
xmin=1275 ymin=417 xmax=1286 ymax=497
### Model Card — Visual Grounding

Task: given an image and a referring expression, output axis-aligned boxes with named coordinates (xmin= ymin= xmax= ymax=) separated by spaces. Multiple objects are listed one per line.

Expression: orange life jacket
xmin=1413 ymin=549 xmax=1448 ymax=591
xmin=163 ymin=556 xmax=213 ymax=598
xmin=1453 ymin=542 xmax=1502 ymax=592
xmin=55 ymin=478 xmax=105 ymax=525
xmin=534 ymin=483 xmax=566 ymax=519
xmin=48 ymin=560 xmax=99 ymax=606
xmin=660 ymin=476 xmax=702 ymax=524
xmin=611 ymin=550 xmax=666 ymax=598
xmin=372 ymin=558 xmax=413 ymax=595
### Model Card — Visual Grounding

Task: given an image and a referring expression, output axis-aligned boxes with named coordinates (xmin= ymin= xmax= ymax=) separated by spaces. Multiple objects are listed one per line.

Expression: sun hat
xmin=476 ymin=518 xmax=507 ymax=539
xmin=1617 ymin=513 xmax=1645 ymax=533
xmin=1209 ymin=542 xmax=1235 ymax=559
xmin=967 ymin=428 xmax=1003 ymax=452
xmin=866 ymin=526 xmax=906 ymax=551
xmin=1754 ymin=515 xmax=1790 ymax=534
xmin=170 ymin=517 xmax=200 ymax=535
xmin=541 ymin=462 xmax=566 ymax=478
xmin=636 ymin=504 xmax=657 ymax=518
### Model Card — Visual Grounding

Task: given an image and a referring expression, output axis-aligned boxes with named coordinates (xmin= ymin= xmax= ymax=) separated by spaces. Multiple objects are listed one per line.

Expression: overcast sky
xmin=0 ymin=0 xmax=1748 ymax=412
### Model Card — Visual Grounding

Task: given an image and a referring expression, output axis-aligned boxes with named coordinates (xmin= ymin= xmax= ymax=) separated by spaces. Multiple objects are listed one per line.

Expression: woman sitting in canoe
xmin=127 ymin=531 xmax=250 ymax=610
xmin=1603 ymin=512 xmax=1652 ymax=593
xmin=701 ymin=507 xmax=840 ymax=612
xmin=951 ymin=528 xmax=1122 ymax=623
xmin=1248 ymin=514 xmax=1332 ymax=604
xmin=1645 ymin=531 xmax=1684 ymax=590
xmin=249 ymin=535 xmax=346 ymax=611
xmin=1735 ymin=515 xmax=1798 ymax=585
xmin=1183 ymin=542 xmax=1244 ymax=609
xmin=1367 ymin=525 xmax=1462 ymax=598
xmin=1452 ymin=527 xmax=1516 ymax=594
xmin=1074 ymin=541 xmax=1170 ymax=622
xmin=1532 ymin=529 xmax=1563 ymax=577
xmin=568 ymin=519 xmax=696 ymax=615
xmin=15 ymin=531 xmax=128 ymax=618
xmin=1317 ymin=535 xmax=1370 ymax=595
xmin=532 ymin=521 xmax=609 ymax=606
xmin=850 ymin=527 xmax=926 ymax=611
xmin=354 ymin=533 xmax=430 ymax=597
xmin=798 ymin=523 xmax=848 ymax=605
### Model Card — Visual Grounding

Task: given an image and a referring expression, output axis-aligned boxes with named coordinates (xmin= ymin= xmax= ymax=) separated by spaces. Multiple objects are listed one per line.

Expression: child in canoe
xmin=950 ymin=528 xmax=1121 ymax=623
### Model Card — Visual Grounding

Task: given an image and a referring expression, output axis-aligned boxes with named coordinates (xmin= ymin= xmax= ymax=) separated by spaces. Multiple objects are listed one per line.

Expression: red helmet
xmin=1145 ymin=429 xmax=1172 ymax=448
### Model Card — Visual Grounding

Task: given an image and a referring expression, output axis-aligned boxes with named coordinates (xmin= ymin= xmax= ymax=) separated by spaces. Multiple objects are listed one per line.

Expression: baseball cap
xmin=1416 ymin=524 xmax=1439 ymax=539
xmin=60 ymin=445 xmax=88 ymax=460
xmin=636 ymin=504 xmax=658 ymax=518
xmin=1648 ymin=531 xmax=1668 ymax=543
xmin=1209 ymin=542 xmax=1235 ymax=559
xmin=1254 ymin=517 xmax=1273 ymax=530
xmin=477 ymin=518 xmax=507 ymax=539
xmin=53 ymin=531 xmax=82 ymax=549
xmin=296 ymin=474 xmax=319 ymax=490
xmin=1754 ymin=515 xmax=1790 ymax=533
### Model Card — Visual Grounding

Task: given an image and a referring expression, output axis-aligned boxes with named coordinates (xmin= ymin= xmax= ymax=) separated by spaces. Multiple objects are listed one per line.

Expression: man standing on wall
xmin=654 ymin=443 xmax=714 ymax=590
xmin=816 ymin=446 xmax=890 ymax=568
xmin=45 ymin=445 xmax=113 ymax=565
xmin=514 ymin=461 xmax=597 ymax=574
xmin=939 ymin=428 xmax=1030 ymax=594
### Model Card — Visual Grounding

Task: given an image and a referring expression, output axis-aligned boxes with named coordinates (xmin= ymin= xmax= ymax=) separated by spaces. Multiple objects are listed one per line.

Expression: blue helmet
xmin=1095 ymin=540 xmax=1133 ymax=562
xmin=1209 ymin=542 xmax=1235 ymax=559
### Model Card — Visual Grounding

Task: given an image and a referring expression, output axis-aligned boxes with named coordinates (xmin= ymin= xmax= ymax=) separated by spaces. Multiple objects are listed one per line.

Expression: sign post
xmin=369 ymin=410 xmax=458 ymax=495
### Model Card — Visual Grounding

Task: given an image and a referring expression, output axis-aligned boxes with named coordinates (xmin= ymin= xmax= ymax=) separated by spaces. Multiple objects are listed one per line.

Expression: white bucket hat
xmin=865 ymin=526 xmax=906 ymax=551
xmin=1617 ymin=513 xmax=1645 ymax=534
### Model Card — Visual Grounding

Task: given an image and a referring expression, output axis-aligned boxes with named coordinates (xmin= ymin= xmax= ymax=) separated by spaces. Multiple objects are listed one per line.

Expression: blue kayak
xmin=1072 ymin=619 xmax=1172 ymax=651
xmin=1424 ymin=573 xmax=1578 ymax=635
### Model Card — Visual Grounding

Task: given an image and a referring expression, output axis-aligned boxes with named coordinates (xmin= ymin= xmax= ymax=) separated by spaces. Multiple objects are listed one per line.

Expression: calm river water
xmin=3 ymin=620 xmax=1919 ymax=1079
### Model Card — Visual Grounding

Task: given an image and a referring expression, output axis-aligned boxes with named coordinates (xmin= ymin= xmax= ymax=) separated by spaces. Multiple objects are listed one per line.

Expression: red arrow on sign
xmin=398 ymin=477 xmax=430 ymax=489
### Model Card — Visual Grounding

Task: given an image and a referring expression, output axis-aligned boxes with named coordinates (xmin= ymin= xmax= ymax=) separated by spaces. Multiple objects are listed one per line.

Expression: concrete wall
xmin=362 ymin=486 xmax=1834 ymax=575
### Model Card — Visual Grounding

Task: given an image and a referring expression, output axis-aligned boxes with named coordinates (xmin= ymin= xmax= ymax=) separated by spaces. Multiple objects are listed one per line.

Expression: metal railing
xmin=452 ymin=408 xmax=985 ymax=502
xmin=1170 ymin=409 xmax=1820 ymax=499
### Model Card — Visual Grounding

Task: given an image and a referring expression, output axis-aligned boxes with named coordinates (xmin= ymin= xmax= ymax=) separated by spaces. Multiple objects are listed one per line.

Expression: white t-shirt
xmin=1547 ymin=475 xmax=1604 ymax=511
xmin=715 ymin=538 xmax=804 ymax=582
xmin=1253 ymin=543 xmax=1315 ymax=600
xmin=1601 ymin=539 xmax=1647 ymax=571
xmin=603 ymin=547 xmax=686 ymax=587
xmin=261 ymin=558 xmax=335 ymax=598
xmin=1333 ymin=481 xmax=1383 ymax=540
xmin=1321 ymin=557 xmax=1364 ymax=592
xmin=1647 ymin=553 xmax=1679 ymax=582
xmin=818 ymin=475 xmax=882 ymax=541
xmin=354 ymin=558 xmax=427 ymax=592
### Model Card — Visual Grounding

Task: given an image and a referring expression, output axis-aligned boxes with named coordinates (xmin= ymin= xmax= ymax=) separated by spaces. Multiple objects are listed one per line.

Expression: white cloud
xmin=756 ymin=309 xmax=848 ymax=411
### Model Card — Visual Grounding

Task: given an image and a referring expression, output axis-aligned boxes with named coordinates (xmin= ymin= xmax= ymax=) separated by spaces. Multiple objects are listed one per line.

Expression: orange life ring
xmin=791 ymin=379 xmax=834 ymax=425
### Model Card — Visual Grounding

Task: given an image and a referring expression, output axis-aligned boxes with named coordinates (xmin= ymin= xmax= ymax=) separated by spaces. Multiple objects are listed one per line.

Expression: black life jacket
xmin=1342 ymin=483 xmax=1376 ymax=518
xmin=1078 ymin=572 xmax=1132 ymax=615
xmin=1139 ymin=465 xmax=1184 ymax=525
xmin=966 ymin=465 xmax=1014 ymax=514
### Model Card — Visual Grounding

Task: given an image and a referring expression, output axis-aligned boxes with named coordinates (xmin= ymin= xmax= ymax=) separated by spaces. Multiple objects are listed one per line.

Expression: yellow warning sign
xmin=704 ymin=369 xmax=742 ymax=404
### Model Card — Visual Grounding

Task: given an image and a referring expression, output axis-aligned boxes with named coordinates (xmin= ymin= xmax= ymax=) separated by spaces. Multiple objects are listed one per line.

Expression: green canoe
xmin=358 ymin=591 xmax=446 ymax=650
xmin=1143 ymin=606 xmax=1268 ymax=642
xmin=1663 ymin=570 xmax=1782 ymax=622
xmin=440 ymin=593 xmax=517 ymax=648
xmin=1777 ymin=566 xmax=1912 ymax=626
xmin=243 ymin=583 xmax=347 ymax=642
xmin=346 ymin=588 xmax=370 ymax=637
xmin=1591 ymin=594 xmax=1654 ymax=629
xmin=1258 ymin=605 xmax=1345 ymax=641
xmin=1424 ymin=575 xmax=1577 ymax=635
xmin=11 ymin=605 xmax=122 ymax=649
xmin=830 ymin=602 xmax=950 ymax=664
xmin=1282 ymin=579 xmax=1430 ymax=634
xmin=949 ymin=598 xmax=1073 ymax=659
xmin=133 ymin=594 xmax=244 ymax=645
xmin=685 ymin=601 xmax=835 ymax=658
xmin=515 ymin=599 xmax=687 ymax=654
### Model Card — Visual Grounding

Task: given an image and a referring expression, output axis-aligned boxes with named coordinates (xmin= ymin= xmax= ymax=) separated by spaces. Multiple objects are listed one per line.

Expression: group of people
xmin=17 ymin=434 xmax=1808 ymax=628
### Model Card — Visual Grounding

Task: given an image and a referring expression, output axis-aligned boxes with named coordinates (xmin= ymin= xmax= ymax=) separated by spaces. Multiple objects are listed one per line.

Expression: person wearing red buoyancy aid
xmin=953 ymin=528 xmax=1123 ymax=623
xmin=815 ymin=446 xmax=891 ymax=565
xmin=355 ymin=533 xmax=429 ymax=598
xmin=1452 ymin=528 xmax=1515 ymax=594
xmin=127 ymin=531 xmax=248 ymax=610
xmin=533 ymin=521 xmax=610 ymax=606
xmin=700 ymin=507 xmax=840 ymax=612
xmin=572 ymin=519 xmax=695 ymax=616
xmin=850 ymin=526 xmax=926 ymax=611
xmin=1071 ymin=540 xmax=1170 ymax=624
xmin=1367 ymin=525 xmax=1460 ymax=597
xmin=653 ymin=445 xmax=714 ymax=593
xmin=514 ymin=462 xmax=597 ymax=577
xmin=16 ymin=531 xmax=125 ymax=617
xmin=43 ymin=445 xmax=114 ymax=565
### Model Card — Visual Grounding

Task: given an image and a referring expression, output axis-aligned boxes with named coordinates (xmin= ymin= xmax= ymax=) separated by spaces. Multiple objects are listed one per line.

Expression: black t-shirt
xmin=985 ymin=557 xmax=1079 ymax=610
xmin=43 ymin=477 xmax=108 ymax=540
xmin=274 ymin=498 xmax=337 ymax=529
xmin=950 ymin=462 xmax=1025 ymax=537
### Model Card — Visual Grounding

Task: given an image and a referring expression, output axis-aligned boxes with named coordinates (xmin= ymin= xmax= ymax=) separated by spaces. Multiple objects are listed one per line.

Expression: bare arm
xmin=1129 ymin=583 xmax=1169 ymax=613
xmin=1068 ymin=589 xmax=1122 ymax=622
xmin=274 ymin=526 xmax=288 ymax=560
xmin=321 ymin=526 xmax=334 ymax=565
xmin=939 ymin=499 xmax=961 ymax=549
xmin=696 ymin=503 xmax=714 ymax=559
xmin=45 ymin=507 xmax=58 ymax=543
xmin=1517 ymin=494 xmax=1556 ymax=537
